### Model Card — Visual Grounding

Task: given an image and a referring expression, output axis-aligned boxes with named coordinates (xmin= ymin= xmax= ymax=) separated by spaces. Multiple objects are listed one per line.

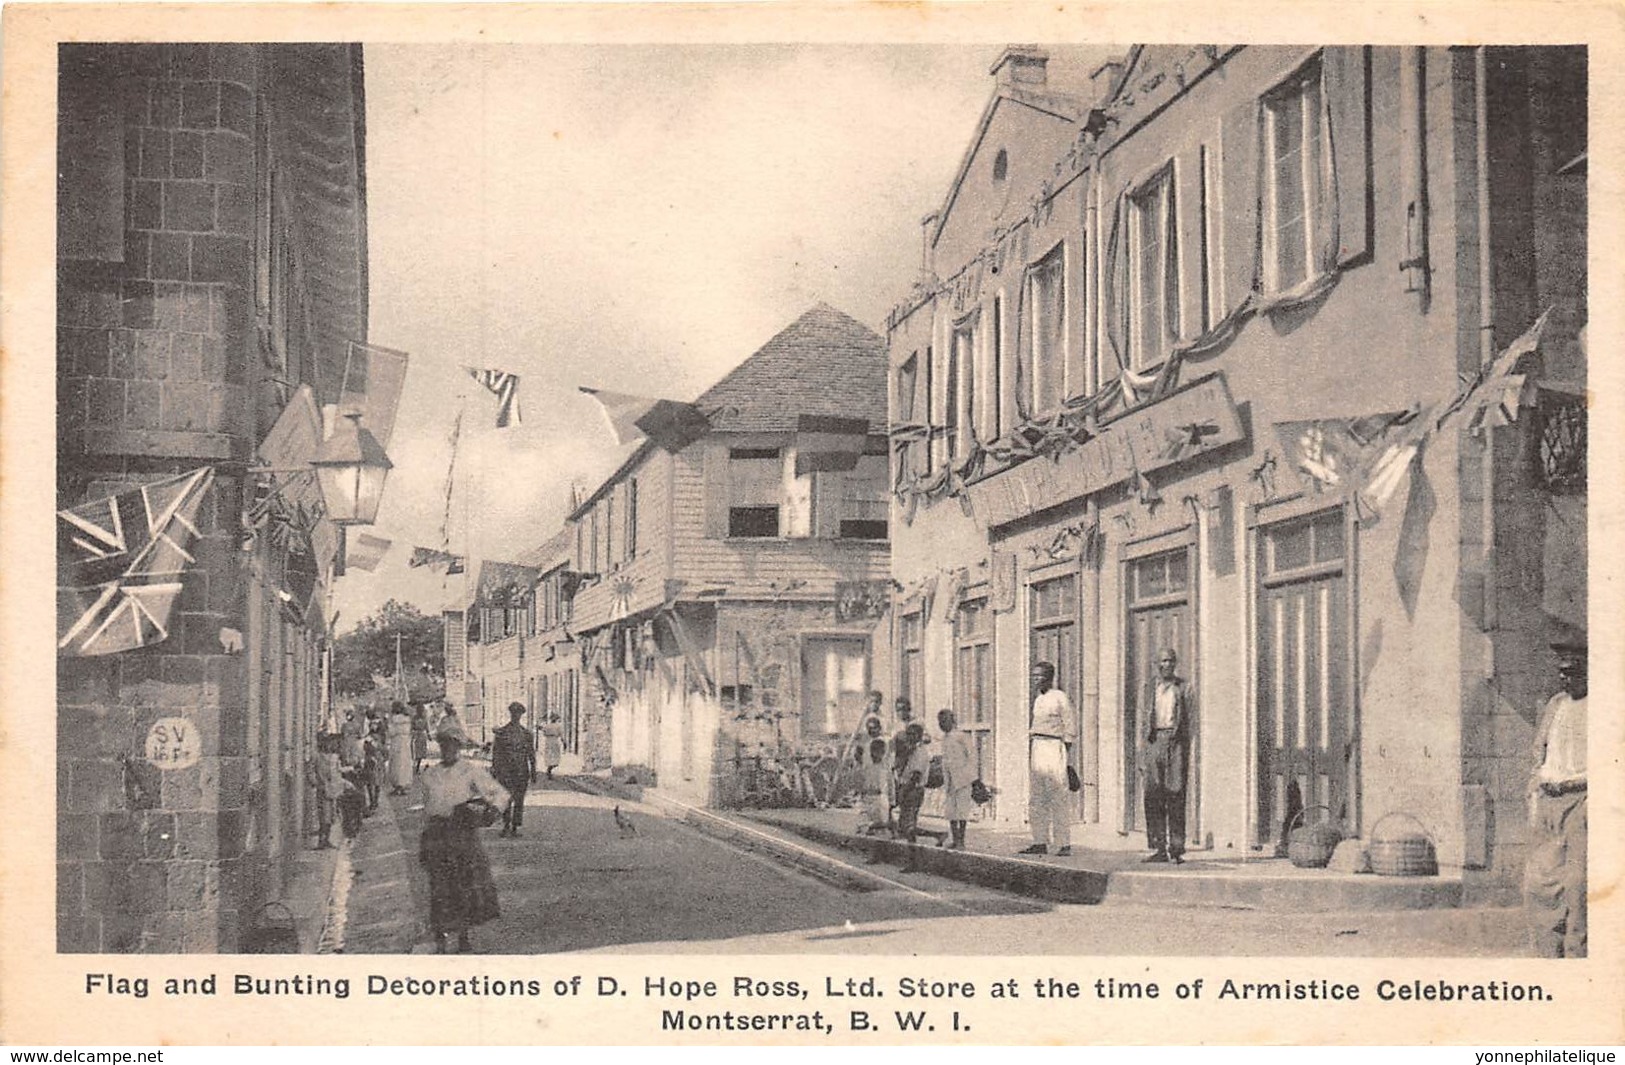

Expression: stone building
xmin=886 ymin=45 xmax=1585 ymax=896
xmin=56 ymin=44 xmax=372 ymax=951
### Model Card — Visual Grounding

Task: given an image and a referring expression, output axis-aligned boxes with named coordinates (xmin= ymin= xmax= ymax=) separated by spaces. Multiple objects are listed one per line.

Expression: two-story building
xmin=887 ymin=45 xmax=1584 ymax=898
xmin=464 ymin=304 xmax=893 ymax=807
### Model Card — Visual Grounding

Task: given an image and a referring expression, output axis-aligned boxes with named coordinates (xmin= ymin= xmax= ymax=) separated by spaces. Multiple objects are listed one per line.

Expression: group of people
xmin=847 ymin=692 xmax=980 ymax=850
xmin=840 ymin=651 xmax=1199 ymax=865
xmin=307 ymin=700 xmax=445 ymax=850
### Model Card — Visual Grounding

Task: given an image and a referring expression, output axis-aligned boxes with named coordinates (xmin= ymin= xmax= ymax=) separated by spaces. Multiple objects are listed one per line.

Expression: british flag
xmin=466 ymin=366 xmax=522 ymax=428
xmin=57 ymin=467 xmax=215 ymax=657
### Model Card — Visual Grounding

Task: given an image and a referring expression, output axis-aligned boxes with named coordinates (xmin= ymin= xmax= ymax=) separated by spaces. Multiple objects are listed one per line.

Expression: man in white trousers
xmin=1020 ymin=661 xmax=1076 ymax=857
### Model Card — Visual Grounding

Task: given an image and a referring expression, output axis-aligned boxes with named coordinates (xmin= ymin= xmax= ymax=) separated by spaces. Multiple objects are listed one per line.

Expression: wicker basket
xmin=1368 ymin=812 xmax=1438 ymax=877
xmin=1287 ymin=804 xmax=1343 ymax=869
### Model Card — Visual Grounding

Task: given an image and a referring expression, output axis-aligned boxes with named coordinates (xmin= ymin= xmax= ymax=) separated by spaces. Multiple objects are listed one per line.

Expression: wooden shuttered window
xmin=1220 ymin=46 xmax=1371 ymax=314
xmin=1323 ymin=45 xmax=1371 ymax=268
xmin=702 ymin=443 xmax=731 ymax=538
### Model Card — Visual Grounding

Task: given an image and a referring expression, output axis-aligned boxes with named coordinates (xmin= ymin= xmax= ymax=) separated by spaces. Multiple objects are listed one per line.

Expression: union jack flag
xmin=57 ymin=467 xmax=214 ymax=657
xmin=466 ymin=366 xmax=522 ymax=428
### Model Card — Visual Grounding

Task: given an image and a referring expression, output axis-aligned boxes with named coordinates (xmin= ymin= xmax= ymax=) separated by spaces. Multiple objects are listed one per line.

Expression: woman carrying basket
xmin=418 ymin=719 xmax=509 ymax=954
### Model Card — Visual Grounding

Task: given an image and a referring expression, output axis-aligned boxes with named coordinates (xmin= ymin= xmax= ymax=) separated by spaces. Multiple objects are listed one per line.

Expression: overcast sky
xmin=331 ymin=43 xmax=1016 ymax=628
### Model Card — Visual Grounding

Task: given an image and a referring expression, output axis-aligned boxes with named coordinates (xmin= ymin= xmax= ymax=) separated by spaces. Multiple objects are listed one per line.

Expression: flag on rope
xmin=345 ymin=532 xmax=392 ymax=573
xmin=57 ymin=467 xmax=214 ymax=657
xmin=408 ymin=546 xmax=465 ymax=574
xmin=578 ymin=387 xmax=713 ymax=452
xmin=1461 ymin=310 xmax=1551 ymax=437
xmin=466 ymin=366 xmax=522 ymax=427
xmin=340 ymin=341 xmax=410 ymax=449
xmin=792 ymin=414 xmax=869 ymax=477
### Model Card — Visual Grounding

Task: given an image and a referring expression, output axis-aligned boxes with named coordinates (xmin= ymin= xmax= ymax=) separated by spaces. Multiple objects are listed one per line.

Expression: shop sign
xmin=967 ymin=373 xmax=1245 ymax=529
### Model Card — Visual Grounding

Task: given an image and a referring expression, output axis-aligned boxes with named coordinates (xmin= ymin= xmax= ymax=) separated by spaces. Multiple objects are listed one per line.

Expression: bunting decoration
xmin=345 ymin=532 xmax=391 ymax=572
xmin=58 ymin=468 xmax=214 ymax=657
xmin=793 ymin=415 xmax=869 ymax=477
xmin=466 ymin=366 xmax=523 ymax=428
xmin=341 ymin=341 xmax=411 ymax=448
xmin=408 ymin=546 xmax=466 ymax=574
xmin=578 ymin=387 xmax=713 ymax=452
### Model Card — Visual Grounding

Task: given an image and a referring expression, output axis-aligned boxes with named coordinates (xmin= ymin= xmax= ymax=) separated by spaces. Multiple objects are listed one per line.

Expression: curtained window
xmin=1129 ymin=165 xmax=1179 ymax=368
xmin=1029 ymin=244 xmax=1067 ymax=414
xmin=1263 ymin=58 xmax=1326 ymax=294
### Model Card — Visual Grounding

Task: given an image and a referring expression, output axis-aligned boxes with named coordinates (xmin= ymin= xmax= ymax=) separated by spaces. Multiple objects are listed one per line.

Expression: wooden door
xmin=1123 ymin=601 xmax=1192 ymax=834
xmin=1255 ymin=509 xmax=1352 ymax=848
xmin=1029 ymin=574 xmax=1081 ymax=817
xmin=1122 ymin=547 xmax=1196 ymax=838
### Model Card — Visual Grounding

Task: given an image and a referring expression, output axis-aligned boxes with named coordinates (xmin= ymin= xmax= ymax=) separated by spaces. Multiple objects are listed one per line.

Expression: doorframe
xmin=1245 ymin=496 xmax=1360 ymax=848
xmin=1118 ymin=524 xmax=1199 ymax=840
xmin=1024 ymin=559 xmax=1086 ymax=823
xmin=797 ymin=630 xmax=873 ymax=741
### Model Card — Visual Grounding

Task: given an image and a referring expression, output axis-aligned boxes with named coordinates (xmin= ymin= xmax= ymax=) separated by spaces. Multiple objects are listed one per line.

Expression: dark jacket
xmin=491 ymin=722 xmax=536 ymax=783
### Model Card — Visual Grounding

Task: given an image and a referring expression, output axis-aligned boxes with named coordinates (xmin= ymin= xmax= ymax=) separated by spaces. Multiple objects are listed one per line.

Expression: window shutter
xmin=1219 ymin=99 xmax=1262 ymax=316
xmin=1101 ymin=191 xmax=1127 ymax=385
xmin=1176 ymin=145 xmax=1208 ymax=339
xmin=1323 ymin=45 xmax=1371 ymax=268
xmin=813 ymin=472 xmax=844 ymax=538
xmin=702 ymin=443 xmax=730 ymax=538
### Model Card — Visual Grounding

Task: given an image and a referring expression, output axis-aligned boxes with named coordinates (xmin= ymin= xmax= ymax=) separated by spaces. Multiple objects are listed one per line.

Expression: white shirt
xmin=420 ymin=758 xmax=510 ymax=819
xmin=1154 ymin=680 xmax=1181 ymax=730
xmin=1030 ymin=688 xmax=1077 ymax=743
xmin=940 ymin=730 xmax=976 ymax=788
xmin=1536 ymin=693 xmax=1586 ymax=786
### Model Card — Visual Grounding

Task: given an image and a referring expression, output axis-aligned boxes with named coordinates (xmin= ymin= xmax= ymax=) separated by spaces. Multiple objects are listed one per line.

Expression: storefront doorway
xmin=1122 ymin=547 xmax=1195 ymax=841
xmin=1029 ymin=573 xmax=1082 ymax=817
xmin=1255 ymin=507 xmax=1353 ymax=849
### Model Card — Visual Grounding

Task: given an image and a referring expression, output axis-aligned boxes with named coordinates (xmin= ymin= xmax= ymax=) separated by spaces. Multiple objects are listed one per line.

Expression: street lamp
xmin=310 ymin=411 xmax=393 ymax=526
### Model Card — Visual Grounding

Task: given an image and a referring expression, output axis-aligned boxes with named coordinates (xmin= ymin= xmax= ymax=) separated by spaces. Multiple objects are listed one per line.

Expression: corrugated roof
xmin=696 ymin=303 xmax=887 ymax=433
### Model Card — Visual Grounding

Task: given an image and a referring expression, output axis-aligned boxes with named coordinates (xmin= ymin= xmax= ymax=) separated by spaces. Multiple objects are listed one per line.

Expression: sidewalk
xmin=327 ymin=789 xmax=425 ymax=953
xmin=569 ymin=772 xmax=1479 ymax=913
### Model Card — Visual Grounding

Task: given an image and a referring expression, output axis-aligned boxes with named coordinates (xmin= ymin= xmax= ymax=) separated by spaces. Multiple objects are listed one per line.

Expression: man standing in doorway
xmin=1020 ymin=661 xmax=1075 ymax=857
xmin=1141 ymin=648 xmax=1194 ymax=864
xmin=1525 ymin=640 xmax=1587 ymax=958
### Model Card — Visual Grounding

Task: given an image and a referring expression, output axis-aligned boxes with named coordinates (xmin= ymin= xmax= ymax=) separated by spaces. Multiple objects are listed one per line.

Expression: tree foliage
xmin=332 ymin=599 xmax=444 ymax=698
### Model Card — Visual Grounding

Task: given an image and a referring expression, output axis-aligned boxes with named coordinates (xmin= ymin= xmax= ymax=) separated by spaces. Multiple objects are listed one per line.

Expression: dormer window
xmin=993 ymin=149 xmax=1009 ymax=182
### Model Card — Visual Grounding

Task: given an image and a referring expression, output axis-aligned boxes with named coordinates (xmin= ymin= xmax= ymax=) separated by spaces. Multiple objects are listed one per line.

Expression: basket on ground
xmin=1286 ymin=804 xmax=1343 ymax=869
xmin=1368 ymin=812 xmax=1438 ymax=877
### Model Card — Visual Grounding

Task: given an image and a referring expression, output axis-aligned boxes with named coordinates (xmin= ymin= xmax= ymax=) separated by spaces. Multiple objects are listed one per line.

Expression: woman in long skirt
xmin=387 ymin=702 xmax=414 ymax=795
xmin=418 ymin=719 xmax=509 ymax=953
xmin=540 ymin=714 xmax=564 ymax=779
xmin=410 ymin=706 xmax=431 ymax=774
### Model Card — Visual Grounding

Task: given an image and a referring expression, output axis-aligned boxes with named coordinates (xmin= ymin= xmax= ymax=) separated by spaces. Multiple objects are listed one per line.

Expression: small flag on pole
xmin=579 ymin=387 xmax=713 ymax=452
xmin=466 ymin=367 xmax=522 ymax=427
xmin=345 ymin=532 xmax=392 ymax=573
xmin=57 ymin=467 xmax=215 ymax=656
xmin=792 ymin=414 xmax=869 ymax=477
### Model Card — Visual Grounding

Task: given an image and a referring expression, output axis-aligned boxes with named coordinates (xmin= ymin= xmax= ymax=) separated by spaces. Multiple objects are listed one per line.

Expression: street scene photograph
xmin=51 ymin=38 xmax=1589 ymax=961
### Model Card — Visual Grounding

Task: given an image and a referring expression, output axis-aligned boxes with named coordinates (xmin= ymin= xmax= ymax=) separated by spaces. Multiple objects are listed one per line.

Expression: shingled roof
xmin=697 ymin=303 xmax=887 ymax=434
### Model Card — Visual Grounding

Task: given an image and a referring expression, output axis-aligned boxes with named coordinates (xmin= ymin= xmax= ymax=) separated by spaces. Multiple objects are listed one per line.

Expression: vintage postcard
xmin=1 ymin=0 xmax=1621 ymax=1047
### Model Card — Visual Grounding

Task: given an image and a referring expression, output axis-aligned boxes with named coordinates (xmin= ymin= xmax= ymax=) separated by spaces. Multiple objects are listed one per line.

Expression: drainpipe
xmin=1475 ymin=46 xmax=1496 ymax=364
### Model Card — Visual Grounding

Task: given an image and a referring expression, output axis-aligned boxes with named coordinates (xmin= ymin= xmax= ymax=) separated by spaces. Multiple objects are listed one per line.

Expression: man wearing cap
xmin=1525 ymin=641 xmax=1588 ymax=958
xmin=1019 ymin=661 xmax=1076 ymax=857
xmin=491 ymin=702 xmax=537 ymax=838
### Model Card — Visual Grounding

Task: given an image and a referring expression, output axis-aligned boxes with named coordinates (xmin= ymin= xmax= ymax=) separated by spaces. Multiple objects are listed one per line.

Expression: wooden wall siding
xmin=668 ymin=439 xmax=891 ymax=597
xmin=569 ymin=451 xmax=674 ymax=632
